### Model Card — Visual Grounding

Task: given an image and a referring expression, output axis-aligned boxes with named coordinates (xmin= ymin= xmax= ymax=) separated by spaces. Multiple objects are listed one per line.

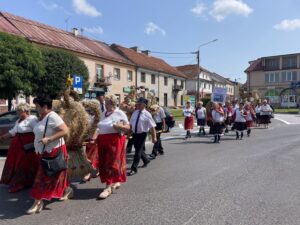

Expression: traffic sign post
xmin=73 ymin=75 xmax=83 ymax=94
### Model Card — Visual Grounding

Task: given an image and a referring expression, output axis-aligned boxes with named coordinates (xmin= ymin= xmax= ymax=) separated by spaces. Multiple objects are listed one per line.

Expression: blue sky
xmin=1 ymin=0 xmax=300 ymax=82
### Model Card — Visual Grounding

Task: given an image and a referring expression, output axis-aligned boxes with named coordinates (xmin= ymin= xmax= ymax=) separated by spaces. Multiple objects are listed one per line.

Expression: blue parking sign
xmin=73 ymin=75 xmax=83 ymax=94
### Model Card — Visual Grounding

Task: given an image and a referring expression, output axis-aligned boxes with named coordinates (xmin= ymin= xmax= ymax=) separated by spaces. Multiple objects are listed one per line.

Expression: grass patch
xmin=170 ymin=109 xmax=184 ymax=121
xmin=274 ymin=108 xmax=299 ymax=114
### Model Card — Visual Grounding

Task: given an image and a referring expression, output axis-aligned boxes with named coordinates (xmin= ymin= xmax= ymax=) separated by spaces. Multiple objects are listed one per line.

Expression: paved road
xmin=1 ymin=117 xmax=300 ymax=225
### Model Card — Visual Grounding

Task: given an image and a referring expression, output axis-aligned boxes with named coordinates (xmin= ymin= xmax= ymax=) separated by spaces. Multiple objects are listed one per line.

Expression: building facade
xmin=245 ymin=53 xmax=300 ymax=107
xmin=111 ymin=45 xmax=187 ymax=107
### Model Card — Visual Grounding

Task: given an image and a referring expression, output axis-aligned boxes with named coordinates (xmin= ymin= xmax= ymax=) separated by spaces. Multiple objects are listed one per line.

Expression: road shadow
xmin=71 ymin=187 xmax=103 ymax=200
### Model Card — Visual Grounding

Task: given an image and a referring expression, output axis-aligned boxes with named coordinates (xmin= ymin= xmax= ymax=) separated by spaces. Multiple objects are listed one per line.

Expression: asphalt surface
xmin=1 ymin=116 xmax=300 ymax=225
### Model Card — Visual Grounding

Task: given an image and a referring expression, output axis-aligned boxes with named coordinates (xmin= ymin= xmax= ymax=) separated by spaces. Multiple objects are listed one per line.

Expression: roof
xmin=111 ymin=44 xmax=187 ymax=79
xmin=0 ymin=11 xmax=134 ymax=66
xmin=176 ymin=64 xmax=213 ymax=79
xmin=244 ymin=58 xmax=263 ymax=73
xmin=210 ymin=73 xmax=234 ymax=85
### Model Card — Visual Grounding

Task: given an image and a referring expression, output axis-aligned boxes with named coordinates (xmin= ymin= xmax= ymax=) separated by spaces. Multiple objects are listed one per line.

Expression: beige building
xmin=245 ymin=53 xmax=300 ymax=107
xmin=111 ymin=45 xmax=187 ymax=107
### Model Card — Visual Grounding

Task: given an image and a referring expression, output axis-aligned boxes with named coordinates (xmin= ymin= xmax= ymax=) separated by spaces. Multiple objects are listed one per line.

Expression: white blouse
xmin=9 ymin=115 xmax=38 ymax=136
xmin=196 ymin=107 xmax=206 ymax=119
xmin=98 ymin=109 xmax=129 ymax=135
xmin=153 ymin=107 xmax=166 ymax=123
xmin=212 ymin=110 xmax=224 ymax=122
xmin=235 ymin=110 xmax=246 ymax=122
xmin=183 ymin=106 xmax=194 ymax=117
xmin=33 ymin=111 xmax=65 ymax=154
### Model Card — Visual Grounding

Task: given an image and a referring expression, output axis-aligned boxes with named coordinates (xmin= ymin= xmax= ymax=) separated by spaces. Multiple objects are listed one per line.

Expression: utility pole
xmin=194 ymin=39 xmax=218 ymax=106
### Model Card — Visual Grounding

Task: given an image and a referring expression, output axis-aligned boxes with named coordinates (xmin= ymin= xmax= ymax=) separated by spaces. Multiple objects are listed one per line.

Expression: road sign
xmin=73 ymin=75 xmax=83 ymax=94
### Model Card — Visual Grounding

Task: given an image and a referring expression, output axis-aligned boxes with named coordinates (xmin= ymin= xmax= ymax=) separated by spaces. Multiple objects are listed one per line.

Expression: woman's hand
xmin=41 ymin=137 xmax=52 ymax=145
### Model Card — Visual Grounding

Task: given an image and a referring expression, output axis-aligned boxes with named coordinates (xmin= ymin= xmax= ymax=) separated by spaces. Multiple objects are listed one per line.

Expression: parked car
xmin=0 ymin=110 xmax=38 ymax=150
xmin=162 ymin=107 xmax=175 ymax=132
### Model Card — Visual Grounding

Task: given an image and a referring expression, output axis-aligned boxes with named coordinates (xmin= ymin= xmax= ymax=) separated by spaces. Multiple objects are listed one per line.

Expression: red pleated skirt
xmin=97 ymin=133 xmax=126 ymax=185
xmin=246 ymin=120 xmax=253 ymax=128
xmin=184 ymin=117 xmax=194 ymax=130
xmin=85 ymin=142 xmax=99 ymax=168
xmin=0 ymin=133 xmax=38 ymax=191
xmin=30 ymin=144 xmax=69 ymax=201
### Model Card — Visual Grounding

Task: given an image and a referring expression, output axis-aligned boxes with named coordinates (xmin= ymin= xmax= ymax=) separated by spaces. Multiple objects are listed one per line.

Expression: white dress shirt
xmin=235 ymin=110 xmax=246 ymax=122
xmin=9 ymin=115 xmax=38 ymax=136
xmin=130 ymin=109 xmax=156 ymax=134
xmin=153 ymin=107 xmax=166 ymax=123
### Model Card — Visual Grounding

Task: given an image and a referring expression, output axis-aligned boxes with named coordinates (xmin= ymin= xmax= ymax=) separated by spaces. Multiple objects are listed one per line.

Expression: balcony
xmin=94 ymin=76 xmax=112 ymax=87
xmin=172 ymin=84 xmax=183 ymax=92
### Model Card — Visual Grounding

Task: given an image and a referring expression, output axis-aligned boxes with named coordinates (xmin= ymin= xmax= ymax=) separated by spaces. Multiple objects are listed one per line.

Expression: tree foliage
xmin=0 ymin=32 xmax=44 ymax=109
xmin=33 ymin=47 xmax=89 ymax=99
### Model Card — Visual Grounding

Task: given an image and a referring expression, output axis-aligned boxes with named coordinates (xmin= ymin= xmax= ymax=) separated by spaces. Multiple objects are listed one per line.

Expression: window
xmin=181 ymin=80 xmax=184 ymax=87
xmin=96 ymin=64 xmax=104 ymax=79
xmin=174 ymin=79 xmax=177 ymax=85
xmin=164 ymin=93 xmax=168 ymax=107
xmin=114 ymin=68 xmax=120 ymax=80
xmin=204 ymin=83 xmax=206 ymax=89
xmin=265 ymin=58 xmax=279 ymax=70
xmin=151 ymin=74 xmax=156 ymax=84
xmin=181 ymin=95 xmax=183 ymax=105
xmin=265 ymin=73 xmax=279 ymax=83
xmin=265 ymin=89 xmax=279 ymax=103
xmin=282 ymin=71 xmax=297 ymax=81
xmin=282 ymin=56 xmax=297 ymax=69
xmin=164 ymin=77 xmax=168 ymax=86
xmin=141 ymin=72 xmax=146 ymax=83
xmin=127 ymin=70 xmax=133 ymax=82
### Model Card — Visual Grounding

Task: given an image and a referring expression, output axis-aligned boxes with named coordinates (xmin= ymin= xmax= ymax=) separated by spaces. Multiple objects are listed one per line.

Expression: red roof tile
xmin=0 ymin=14 xmax=23 ymax=36
xmin=0 ymin=11 xmax=133 ymax=66
xmin=111 ymin=44 xmax=187 ymax=79
xmin=176 ymin=64 xmax=212 ymax=79
xmin=244 ymin=58 xmax=263 ymax=72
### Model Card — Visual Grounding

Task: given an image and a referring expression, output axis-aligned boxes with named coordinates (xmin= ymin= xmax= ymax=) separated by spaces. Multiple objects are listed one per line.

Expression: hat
xmin=137 ymin=97 xmax=148 ymax=105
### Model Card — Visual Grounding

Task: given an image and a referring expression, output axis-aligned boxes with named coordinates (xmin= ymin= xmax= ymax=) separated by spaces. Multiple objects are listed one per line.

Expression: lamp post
xmin=193 ymin=39 xmax=218 ymax=106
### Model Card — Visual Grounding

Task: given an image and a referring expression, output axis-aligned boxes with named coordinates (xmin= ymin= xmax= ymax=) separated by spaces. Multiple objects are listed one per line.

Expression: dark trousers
xmin=126 ymin=137 xmax=133 ymax=153
xmin=152 ymin=122 xmax=163 ymax=156
xmin=131 ymin=132 xmax=149 ymax=172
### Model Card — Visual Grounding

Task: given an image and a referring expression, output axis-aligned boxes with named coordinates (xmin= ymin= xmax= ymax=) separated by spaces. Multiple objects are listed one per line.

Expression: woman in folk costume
xmin=254 ymin=102 xmax=262 ymax=126
xmin=211 ymin=102 xmax=225 ymax=143
xmin=195 ymin=101 xmax=206 ymax=136
xmin=260 ymin=99 xmax=273 ymax=128
xmin=0 ymin=103 xmax=39 ymax=193
xmin=81 ymin=100 xmax=101 ymax=183
xmin=97 ymin=95 xmax=130 ymax=199
xmin=232 ymin=102 xmax=247 ymax=140
xmin=223 ymin=101 xmax=233 ymax=133
xmin=183 ymin=101 xmax=195 ymax=139
xmin=27 ymin=95 xmax=71 ymax=214
xmin=244 ymin=103 xmax=255 ymax=137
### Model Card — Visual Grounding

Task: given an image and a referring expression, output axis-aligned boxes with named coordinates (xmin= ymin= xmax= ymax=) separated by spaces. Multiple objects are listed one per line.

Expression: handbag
xmin=23 ymin=142 xmax=35 ymax=152
xmin=40 ymin=115 xmax=67 ymax=177
xmin=40 ymin=147 xmax=67 ymax=177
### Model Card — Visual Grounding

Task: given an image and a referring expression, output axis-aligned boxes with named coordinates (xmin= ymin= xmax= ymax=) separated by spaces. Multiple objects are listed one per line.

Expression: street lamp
xmin=193 ymin=39 xmax=218 ymax=106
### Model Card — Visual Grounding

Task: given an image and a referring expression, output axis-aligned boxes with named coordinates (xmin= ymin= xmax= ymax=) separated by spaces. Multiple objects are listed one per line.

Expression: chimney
xmin=130 ymin=46 xmax=139 ymax=52
xmin=141 ymin=50 xmax=150 ymax=56
xmin=72 ymin=28 xmax=78 ymax=36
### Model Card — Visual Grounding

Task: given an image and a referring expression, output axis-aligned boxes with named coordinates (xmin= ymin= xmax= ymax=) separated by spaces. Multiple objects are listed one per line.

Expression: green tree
xmin=0 ymin=32 xmax=44 ymax=110
xmin=33 ymin=48 xmax=89 ymax=99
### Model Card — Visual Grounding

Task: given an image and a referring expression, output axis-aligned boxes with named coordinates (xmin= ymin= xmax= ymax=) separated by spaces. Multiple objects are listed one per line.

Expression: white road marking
xmin=274 ymin=117 xmax=291 ymax=125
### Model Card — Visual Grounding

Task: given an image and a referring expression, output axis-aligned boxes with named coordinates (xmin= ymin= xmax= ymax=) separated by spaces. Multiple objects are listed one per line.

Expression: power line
xmin=149 ymin=50 xmax=195 ymax=55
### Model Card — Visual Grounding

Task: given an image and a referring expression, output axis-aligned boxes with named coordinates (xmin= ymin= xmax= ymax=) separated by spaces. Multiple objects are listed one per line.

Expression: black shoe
xmin=158 ymin=151 xmax=164 ymax=155
xmin=148 ymin=154 xmax=156 ymax=160
xmin=127 ymin=170 xmax=137 ymax=176
xmin=225 ymin=128 xmax=229 ymax=133
xmin=140 ymin=162 xmax=149 ymax=168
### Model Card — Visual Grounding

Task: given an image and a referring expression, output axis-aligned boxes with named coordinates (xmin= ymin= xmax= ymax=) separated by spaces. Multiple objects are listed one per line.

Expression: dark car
xmin=0 ymin=110 xmax=38 ymax=150
xmin=162 ymin=107 xmax=175 ymax=132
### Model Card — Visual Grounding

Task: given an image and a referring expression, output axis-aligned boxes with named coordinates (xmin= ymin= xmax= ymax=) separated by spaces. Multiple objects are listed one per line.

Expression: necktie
xmin=101 ymin=103 xmax=104 ymax=112
xmin=134 ymin=110 xmax=142 ymax=134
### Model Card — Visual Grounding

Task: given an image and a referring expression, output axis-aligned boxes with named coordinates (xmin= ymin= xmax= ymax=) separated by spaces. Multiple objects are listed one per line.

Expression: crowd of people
xmin=183 ymin=99 xmax=274 ymax=143
xmin=0 ymin=93 xmax=167 ymax=215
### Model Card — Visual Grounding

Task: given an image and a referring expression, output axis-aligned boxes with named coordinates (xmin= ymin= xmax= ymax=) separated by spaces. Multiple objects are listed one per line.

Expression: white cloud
xmin=274 ymin=19 xmax=300 ymax=31
xmin=38 ymin=0 xmax=59 ymax=11
xmin=72 ymin=0 xmax=101 ymax=17
xmin=210 ymin=0 xmax=253 ymax=22
xmin=191 ymin=3 xmax=206 ymax=17
xmin=84 ymin=26 xmax=103 ymax=35
xmin=145 ymin=22 xmax=166 ymax=36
